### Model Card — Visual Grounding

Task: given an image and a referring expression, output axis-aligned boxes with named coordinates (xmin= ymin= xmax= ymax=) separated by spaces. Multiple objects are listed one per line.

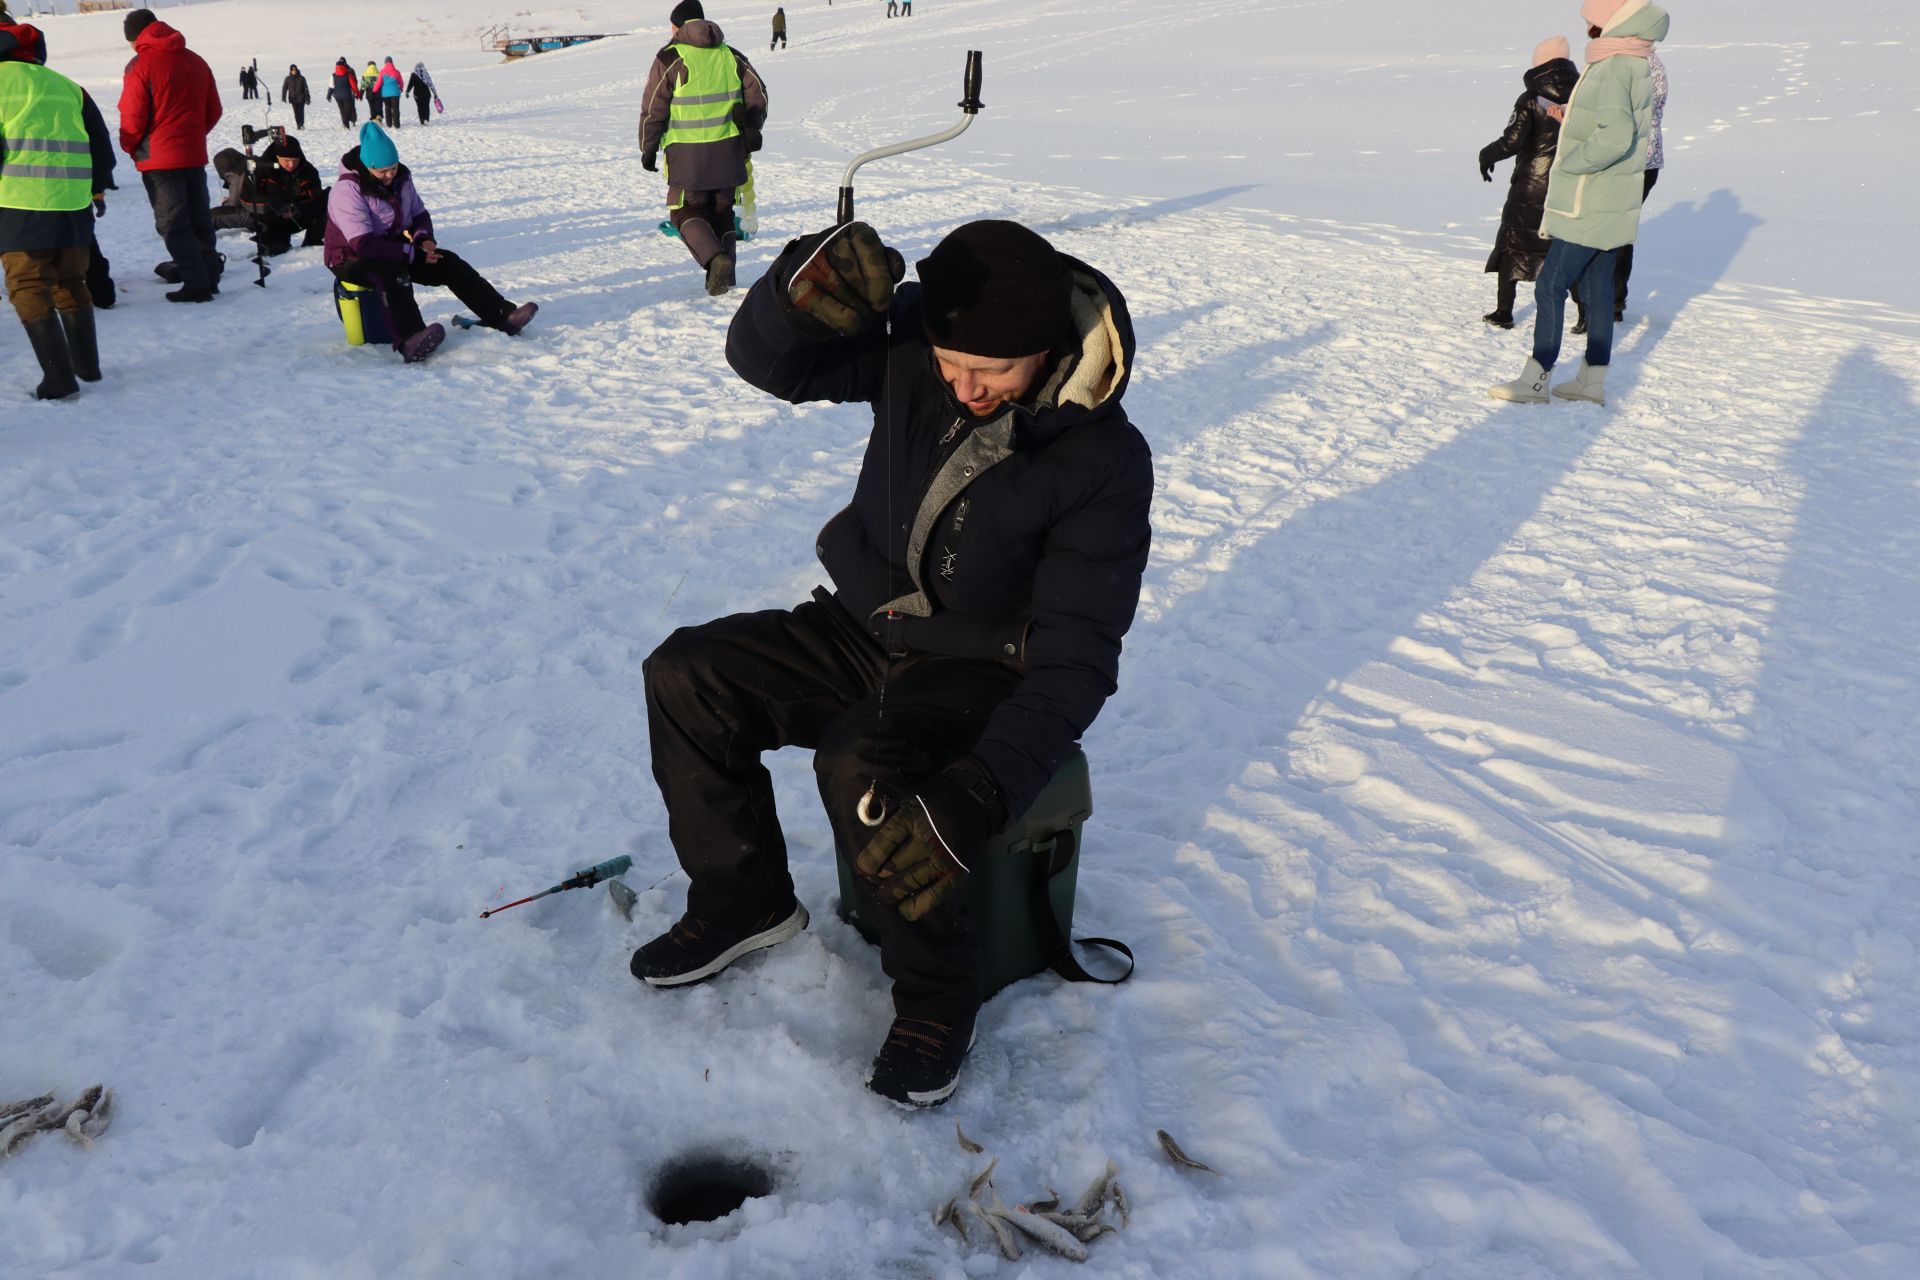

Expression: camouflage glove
xmin=784 ymin=222 xmax=906 ymax=337
xmin=854 ymin=759 xmax=1006 ymax=922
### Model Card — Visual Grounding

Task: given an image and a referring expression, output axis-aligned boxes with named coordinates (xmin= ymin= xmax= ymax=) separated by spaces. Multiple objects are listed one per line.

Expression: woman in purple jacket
xmin=322 ymin=123 xmax=535 ymax=362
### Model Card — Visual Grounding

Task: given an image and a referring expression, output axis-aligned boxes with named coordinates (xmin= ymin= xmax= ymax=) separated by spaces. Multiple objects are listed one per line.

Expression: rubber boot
xmin=705 ymin=251 xmax=736 ymax=297
xmin=58 ymin=307 xmax=101 ymax=383
xmin=1489 ymin=358 xmax=1551 ymax=404
xmin=24 ymin=315 xmax=79 ymax=401
xmin=1551 ymin=361 xmax=1608 ymax=406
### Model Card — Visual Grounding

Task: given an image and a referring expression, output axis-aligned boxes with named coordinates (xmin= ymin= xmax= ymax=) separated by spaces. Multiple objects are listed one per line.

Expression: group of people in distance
xmin=326 ymin=57 xmax=439 ymax=131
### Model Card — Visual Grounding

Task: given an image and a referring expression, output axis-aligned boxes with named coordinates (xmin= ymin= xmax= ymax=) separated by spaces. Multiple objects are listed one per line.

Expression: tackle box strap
xmin=1031 ymin=829 xmax=1134 ymax=985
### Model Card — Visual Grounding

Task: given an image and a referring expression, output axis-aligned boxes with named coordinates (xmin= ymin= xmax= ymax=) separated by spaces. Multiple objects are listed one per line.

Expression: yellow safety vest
xmin=0 ymin=62 xmax=93 ymax=214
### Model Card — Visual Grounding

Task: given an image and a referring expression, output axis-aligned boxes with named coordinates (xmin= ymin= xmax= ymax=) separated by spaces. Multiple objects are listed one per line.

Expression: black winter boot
xmin=630 ymin=901 xmax=808 ymax=987
xmin=705 ymin=251 xmax=736 ymax=297
xmin=24 ymin=316 xmax=79 ymax=401
xmin=867 ymin=1014 xmax=977 ymax=1109
xmin=57 ymin=308 xmax=101 ymax=383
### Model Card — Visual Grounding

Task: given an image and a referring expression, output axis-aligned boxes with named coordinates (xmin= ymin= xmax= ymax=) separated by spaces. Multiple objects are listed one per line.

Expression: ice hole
xmin=648 ymin=1153 xmax=775 ymax=1226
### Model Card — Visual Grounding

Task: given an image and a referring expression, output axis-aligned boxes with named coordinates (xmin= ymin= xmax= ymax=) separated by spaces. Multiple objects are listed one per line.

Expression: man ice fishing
xmin=631 ymin=218 xmax=1153 ymax=1108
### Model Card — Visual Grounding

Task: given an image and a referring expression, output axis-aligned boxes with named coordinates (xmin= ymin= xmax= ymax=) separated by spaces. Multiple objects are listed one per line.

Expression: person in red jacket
xmin=117 ymin=8 xmax=223 ymax=302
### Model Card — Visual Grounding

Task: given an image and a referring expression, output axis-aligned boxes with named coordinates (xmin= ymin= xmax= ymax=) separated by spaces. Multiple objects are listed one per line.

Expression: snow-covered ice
xmin=4 ymin=1 xmax=1919 ymax=1276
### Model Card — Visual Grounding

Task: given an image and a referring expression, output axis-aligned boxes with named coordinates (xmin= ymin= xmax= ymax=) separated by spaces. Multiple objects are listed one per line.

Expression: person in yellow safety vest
xmin=0 ymin=12 xmax=116 ymax=400
xmin=639 ymin=0 xmax=768 ymax=296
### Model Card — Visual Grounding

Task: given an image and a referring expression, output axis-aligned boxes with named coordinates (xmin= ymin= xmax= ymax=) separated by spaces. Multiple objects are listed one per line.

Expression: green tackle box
xmin=835 ymin=750 xmax=1092 ymax=999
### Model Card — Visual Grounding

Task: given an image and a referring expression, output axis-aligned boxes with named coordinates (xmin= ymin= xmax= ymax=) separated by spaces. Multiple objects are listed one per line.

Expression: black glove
xmin=1477 ymin=148 xmax=1497 ymax=182
xmin=641 ymin=151 xmax=658 ymax=173
xmin=730 ymin=102 xmax=764 ymax=154
xmin=93 ymin=196 xmax=107 ymax=219
xmin=782 ymin=222 xmax=906 ymax=337
xmin=854 ymin=759 xmax=1006 ymax=921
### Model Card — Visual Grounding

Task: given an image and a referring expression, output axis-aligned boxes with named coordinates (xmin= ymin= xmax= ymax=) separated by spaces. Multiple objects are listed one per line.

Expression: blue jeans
xmin=1533 ymin=239 xmax=1620 ymax=370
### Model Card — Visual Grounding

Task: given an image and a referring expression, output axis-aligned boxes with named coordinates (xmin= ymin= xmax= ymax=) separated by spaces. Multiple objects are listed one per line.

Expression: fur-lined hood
xmin=1021 ymin=256 xmax=1136 ymax=440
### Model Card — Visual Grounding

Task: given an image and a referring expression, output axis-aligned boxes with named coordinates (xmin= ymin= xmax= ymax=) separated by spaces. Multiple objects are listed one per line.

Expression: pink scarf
xmin=1587 ymin=36 xmax=1653 ymax=62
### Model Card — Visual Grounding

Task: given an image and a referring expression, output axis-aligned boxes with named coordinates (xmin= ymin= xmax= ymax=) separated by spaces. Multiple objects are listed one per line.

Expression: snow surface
xmin=5 ymin=1 xmax=1920 ymax=1277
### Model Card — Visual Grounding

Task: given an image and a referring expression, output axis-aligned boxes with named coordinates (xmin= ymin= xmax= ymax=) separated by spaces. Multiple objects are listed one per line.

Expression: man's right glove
xmin=1477 ymin=148 xmax=1497 ymax=182
xmin=783 ymin=221 xmax=905 ymax=337
xmin=853 ymin=758 xmax=1006 ymax=922
xmin=641 ymin=151 xmax=658 ymax=173
xmin=93 ymin=195 xmax=107 ymax=219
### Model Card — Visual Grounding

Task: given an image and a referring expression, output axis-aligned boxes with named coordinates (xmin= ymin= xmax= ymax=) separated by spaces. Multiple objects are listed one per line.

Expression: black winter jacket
xmin=1479 ymin=57 xmax=1579 ymax=280
xmin=282 ymin=73 xmax=310 ymax=107
xmin=725 ymin=237 xmax=1154 ymax=818
xmin=255 ymin=141 xmax=324 ymax=216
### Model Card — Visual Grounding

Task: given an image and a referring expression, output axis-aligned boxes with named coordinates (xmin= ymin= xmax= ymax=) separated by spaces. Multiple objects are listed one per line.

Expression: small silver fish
xmin=1156 ymin=1129 xmax=1218 ymax=1174
xmin=1037 ymin=1210 xmax=1096 ymax=1230
xmin=1073 ymin=1158 xmax=1118 ymax=1217
xmin=955 ymin=1120 xmax=983 ymax=1154
xmin=1077 ymin=1222 xmax=1119 ymax=1243
xmin=0 ymin=1094 xmax=54 ymax=1124
xmin=934 ymin=1196 xmax=971 ymax=1245
xmin=607 ymin=879 xmax=638 ymax=920
xmin=1026 ymin=1186 xmax=1061 ymax=1213
xmin=1109 ymin=1178 xmax=1131 ymax=1227
xmin=967 ymin=1156 xmax=998 ymax=1202
xmin=1 ymin=1112 xmax=45 ymax=1158
xmin=970 ymin=1201 xmax=1021 ymax=1260
xmin=986 ymin=1187 xmax=1090 ymax=1263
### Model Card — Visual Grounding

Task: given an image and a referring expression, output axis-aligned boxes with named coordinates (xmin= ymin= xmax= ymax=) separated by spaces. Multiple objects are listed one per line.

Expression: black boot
xmin=1571 ymin=308 xmax=1589 ymax=336
xmin=58 ymin=308 xmax=101 ymax=383
xmin=23 ymin=316 xmax=79 ymax=401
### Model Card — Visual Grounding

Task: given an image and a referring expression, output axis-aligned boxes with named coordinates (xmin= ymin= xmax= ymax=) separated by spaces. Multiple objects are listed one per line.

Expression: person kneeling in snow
xmin=631 ymin=220 xmax=1153 ymax=1109
xmin=252 ymin=134 xmax=327 ymax=254
xmin=322 ymin=123 xmax=536 ymax=363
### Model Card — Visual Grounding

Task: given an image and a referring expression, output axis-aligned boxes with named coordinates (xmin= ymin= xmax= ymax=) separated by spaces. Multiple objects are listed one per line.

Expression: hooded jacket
xmin=117 ymin=20 xmax=221 ymax=172
xmin=639 ymin=20 xmax=768 ymax=193
xmin=725 ymin=234 xmax=1154 ymax=819
xmin=282 ymin=69 xmax=310 ymax=107
xmin=1541 ymin=0 xmax=1671 ymax=250
xmin=256 ymin=137 xmax=323 ymax=215
xmin=0 ymin=26 xmax=116 ymax=252
xmin=323 ymin=146 xmax=432 ymax=269
xmin=378 ymin=61 xmax=403 ymax=98
xmin=332 ymin=60 xmax=360 ymax=100
xmin=1480 ymin=57 xmax=1579 ymax=280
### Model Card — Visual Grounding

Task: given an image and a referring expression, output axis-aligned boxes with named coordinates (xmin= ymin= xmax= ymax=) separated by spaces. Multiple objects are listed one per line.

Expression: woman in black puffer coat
xmin=1478 ymin=39 xmax=1580 ymax=328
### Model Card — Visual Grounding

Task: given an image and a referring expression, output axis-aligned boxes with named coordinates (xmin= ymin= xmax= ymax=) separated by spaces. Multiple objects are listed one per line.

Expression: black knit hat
xmin=123 ymin=8 xmax=157 ymax=41
xmin=670 ymin=1 xmax=704 ymax=26
xmin=917 ymin=221 xmax=1073 ymax=358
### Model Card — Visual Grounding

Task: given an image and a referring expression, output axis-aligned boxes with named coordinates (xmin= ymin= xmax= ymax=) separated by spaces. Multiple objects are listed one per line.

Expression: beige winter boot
xmin=1552 ymin=361 xmax=1609 ymax=405
xmin=1489 ymin=358 xmax=1551 ymax=404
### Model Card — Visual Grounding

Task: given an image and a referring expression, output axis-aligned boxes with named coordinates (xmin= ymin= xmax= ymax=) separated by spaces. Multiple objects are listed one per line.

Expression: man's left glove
xmin=854 ymin=758 xmax=1007 ymax=922
xmin=641 ymin=151 xmax=659 ymax=173
xmin=93 ymin=195 xmax=107 ymax=219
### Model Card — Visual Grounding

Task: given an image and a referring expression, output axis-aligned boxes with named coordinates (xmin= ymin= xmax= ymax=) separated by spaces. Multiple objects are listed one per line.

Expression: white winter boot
xmin=1489 ymin=358 xmax=1551 ymax=404
xmin=1552 ymin=361 xmax=1609 ymax=405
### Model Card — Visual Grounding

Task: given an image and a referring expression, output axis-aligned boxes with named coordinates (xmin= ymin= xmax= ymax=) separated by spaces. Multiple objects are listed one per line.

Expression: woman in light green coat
xmin=1491 ymin=0 xmax=1671 ymax=407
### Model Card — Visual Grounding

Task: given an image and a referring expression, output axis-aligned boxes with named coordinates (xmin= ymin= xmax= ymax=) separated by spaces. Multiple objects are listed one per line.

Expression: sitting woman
xmin=322 ymin=123 xmax=536 ymax=362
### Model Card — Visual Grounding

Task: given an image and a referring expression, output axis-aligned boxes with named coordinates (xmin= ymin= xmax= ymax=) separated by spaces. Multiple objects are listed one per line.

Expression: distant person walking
xmin=771 ymin=8 xmax=786 ymax=51
xmin=118 ymin=8 xmax=225 ymax=303
xmin=330 ymin=57 xmax=359 ymax=128
xmin=900 ymin=0 xmax=913 ymax=14
xmin=238 ymin=64 xmax=255 ymax=100
xmin=406 ymin=63 xmax=436 ymax=125
xmin=0 ymin=12 xmax=115 ymax=399
xmin=887 ymin=0 xmax=898 ymax=16
xmin=640 ymin=1 xmax=769 ymax=296
xmin=1477 ymin=37 xmax=1579 ymax=329
xmin=361 ymin=61 xmax=379 ymax=104
xmin=1490 ymin=0 xmax=1671 ymax=407
xmin=283 ymin=64 xmax=310 ymax=128
xmin=377 ymin=57 xmax=403 ymax=128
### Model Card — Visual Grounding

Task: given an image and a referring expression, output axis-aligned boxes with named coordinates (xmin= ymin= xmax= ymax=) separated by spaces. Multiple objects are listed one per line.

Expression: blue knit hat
xmin=358 ymin=122 xmax=398 ymax=169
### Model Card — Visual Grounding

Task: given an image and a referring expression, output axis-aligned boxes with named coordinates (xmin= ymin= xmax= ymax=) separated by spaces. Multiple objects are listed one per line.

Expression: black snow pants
xmin=1613 ymin=168 xmax=1660 ymax=316
xmin=336 ymin=94 xmax=357 ymax=128
xmin=142 ymin=168 xmax=220 ymax=293
xmin=331 ymin=249 xmax=514 ymax=346
xmin=643 ymin=590 xmax=1023 ymax=1023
